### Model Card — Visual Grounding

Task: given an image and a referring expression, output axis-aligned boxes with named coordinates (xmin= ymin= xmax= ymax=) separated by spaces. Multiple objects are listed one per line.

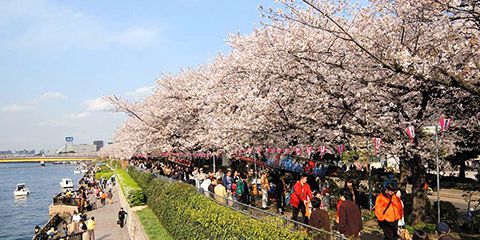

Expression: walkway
xmin=86 ymin=186 xmax=129 ymax=240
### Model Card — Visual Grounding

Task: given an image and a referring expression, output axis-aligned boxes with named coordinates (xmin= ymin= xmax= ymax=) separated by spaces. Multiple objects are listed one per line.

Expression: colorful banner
xmin=406 ymin=126 xmax=415 ymax=143
xmin=439 ymin=117 xmax=452 ymax=132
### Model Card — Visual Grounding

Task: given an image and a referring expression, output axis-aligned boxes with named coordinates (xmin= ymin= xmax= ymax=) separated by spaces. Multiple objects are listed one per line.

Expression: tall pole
xmin=253 ymin=153 xmax=258 ymax=181
xmin=367 ymin=137 xmax=373 ymax=210
xmin=435 ymin=125 xmax=441 ymax=223
xmin=213 ymin=153 xmax=216 ymax=173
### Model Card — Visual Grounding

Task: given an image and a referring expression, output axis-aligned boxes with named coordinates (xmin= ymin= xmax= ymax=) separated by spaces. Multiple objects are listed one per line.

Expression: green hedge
xmin=136 ymin=206 xmax=174 ymax=240
xmin=128 ymin=166 xmax=315 ymax=240
xmin=116 ymin=168 xmax=146 ymax=207
xmin=95 ymin=165 xmax=114 ymax=180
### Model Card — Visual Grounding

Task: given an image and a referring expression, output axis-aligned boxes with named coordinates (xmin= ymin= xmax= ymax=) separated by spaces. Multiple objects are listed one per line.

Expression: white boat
xmin=73 ymin=167 xmax=81 ymax=174
xmin=14 ymin=183 xmax=30 ymax=196
xmin=60 ymin=178 xmax=74 ymax=191
xmin=40 ymin=161 xmax=45 ymax=166
xmin=81 ymin=169 xmax=88 ymax=173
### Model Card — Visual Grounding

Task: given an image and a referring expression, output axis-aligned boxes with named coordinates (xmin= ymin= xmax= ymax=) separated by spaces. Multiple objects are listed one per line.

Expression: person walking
xmin=290 ymin=174 xmax=313 ymax=224
xmin=107 ymin=189 xmax=113 ymax=205
xmin=260 ymin=171 xmax=270 ymax=209
xmin=214 ymin=178 xmax=228 ymax=204
xmin=118 ymin=208 xmax=128 ymax=228
xmin=338 ymin=190 xmax=362 ymax=239
xmin=273 ymin=172 xmax=286 ymax=214
xmin=86 ymin=216 xmax=95 ymax=240
xmin=375 ymin=183 xmax=404 ymax=240
xmin=100 ymin=191 xmax=107 ymax=206
xmin=236 ymin=173 xmax=250 ymax=209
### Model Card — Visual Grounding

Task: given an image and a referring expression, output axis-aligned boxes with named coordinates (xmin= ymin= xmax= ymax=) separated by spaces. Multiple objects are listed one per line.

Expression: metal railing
xmin=143 ymin=168 xmax=347 ymax=240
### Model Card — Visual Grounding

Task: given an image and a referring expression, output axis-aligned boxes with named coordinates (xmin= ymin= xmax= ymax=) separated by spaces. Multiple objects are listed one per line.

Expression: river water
xmin=0 ymin=162 xmax=82 ymax=240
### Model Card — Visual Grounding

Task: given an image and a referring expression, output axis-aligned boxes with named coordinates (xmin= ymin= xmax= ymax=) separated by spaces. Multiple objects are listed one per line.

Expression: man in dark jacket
xmin=118 ymin=208 xmax=127 ymax=228
xmin=338 ymin=190 xmax=362 ymax=239
xmin=309 ymin=197 xmax=331 ymax=233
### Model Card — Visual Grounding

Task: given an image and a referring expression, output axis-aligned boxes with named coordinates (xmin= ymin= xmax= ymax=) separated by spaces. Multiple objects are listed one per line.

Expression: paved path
xmin=86 ymin=186 xmax=129 ymax=240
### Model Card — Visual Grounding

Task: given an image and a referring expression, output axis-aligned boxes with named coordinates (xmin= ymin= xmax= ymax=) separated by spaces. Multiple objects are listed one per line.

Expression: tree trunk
xmin=399 ymin=157 xmax=409 ymax=193
xmin=459 ymin=160 xmax=466 ymax=179
xmin=409 ymin=153 xmax=428 ymax=225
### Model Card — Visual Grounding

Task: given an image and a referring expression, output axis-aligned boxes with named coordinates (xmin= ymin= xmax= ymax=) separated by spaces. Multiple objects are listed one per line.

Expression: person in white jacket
xmin=396 ymin=190 xmax=405 ymax=227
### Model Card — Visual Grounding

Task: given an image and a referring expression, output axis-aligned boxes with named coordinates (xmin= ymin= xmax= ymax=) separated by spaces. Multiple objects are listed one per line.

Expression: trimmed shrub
xmin=129 ymin=167 xmax=314 ymax=240
xmin=427 ymin=201 xmax=458 ymax=229
xmin=116 ymin=168 xmax=146 ymax=206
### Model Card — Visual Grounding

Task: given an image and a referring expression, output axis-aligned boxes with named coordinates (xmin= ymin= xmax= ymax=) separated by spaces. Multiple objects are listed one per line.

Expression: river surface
xmin=0 ymin=162 xmax=82 ymax=240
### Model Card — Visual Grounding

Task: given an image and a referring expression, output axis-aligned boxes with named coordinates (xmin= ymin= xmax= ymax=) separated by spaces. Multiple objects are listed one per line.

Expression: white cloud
xmin=1 ymin=92 xmax=67 ymax=112
xmin=84 ymin=97 xmax=110 ymax=111
xmin=111 ymin=27 xmax=160 ymax=49
xmin=125 ymin=86 xmax=155 ymax=98
xmin=62 ymin=112 xmax=91 ymax=119
xmin=30 ymin=92 xmax=67 ymax=104
xmin=2 ymin=103 xmax=32 ymax=112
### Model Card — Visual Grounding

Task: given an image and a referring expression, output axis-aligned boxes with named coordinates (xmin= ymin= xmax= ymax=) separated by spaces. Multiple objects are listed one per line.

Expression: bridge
xmin=0 ymin=155 xmax=97 ymax=163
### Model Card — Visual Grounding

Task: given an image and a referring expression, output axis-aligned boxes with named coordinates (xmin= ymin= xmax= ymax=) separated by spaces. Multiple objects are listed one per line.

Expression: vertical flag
xmin=406 ymin=126 xmax=415 ymax=143
xmin=439 ymin=117 xmax=452 ymax=132
xmin=373 ymin=138 xmax=381 ymax=156
xmin=337 ymin=144 xmax=345 ymax=156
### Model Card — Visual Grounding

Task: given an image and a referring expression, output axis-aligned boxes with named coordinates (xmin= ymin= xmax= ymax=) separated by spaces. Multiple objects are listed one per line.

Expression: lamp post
xmin=434 ymin=124 xmax=441 ymax=223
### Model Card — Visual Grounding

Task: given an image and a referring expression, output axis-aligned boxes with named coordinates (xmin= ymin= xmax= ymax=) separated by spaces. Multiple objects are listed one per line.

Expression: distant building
xmin=93 ymin=141 xmax=104 ymax=151
xmin=56 ymin=143 xmax=97 ymax=154
xmin=0 ymin=150 xmax=13 ymax=155
xmin=15 ymin=149 xmax=35 ymax=155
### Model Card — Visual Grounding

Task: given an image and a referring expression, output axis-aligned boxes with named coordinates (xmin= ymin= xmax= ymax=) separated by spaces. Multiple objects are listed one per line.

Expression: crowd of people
xmin=130 ymin=156 xmax=456 ymax=240
xmin=34 ymin=166 xmax=118 ymax=240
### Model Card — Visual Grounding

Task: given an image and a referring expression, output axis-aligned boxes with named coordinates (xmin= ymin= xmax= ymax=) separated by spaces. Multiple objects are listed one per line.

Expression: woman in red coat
xmin=290 ymin=174 xmax=313 ymax=224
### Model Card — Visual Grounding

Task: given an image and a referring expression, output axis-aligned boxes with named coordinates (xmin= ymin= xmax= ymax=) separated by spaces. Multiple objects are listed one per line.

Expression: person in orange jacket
xmin=290 ymin=174 xmax=313 ymax=224
xmin=375 ymin=183 xmax=404 ymax=240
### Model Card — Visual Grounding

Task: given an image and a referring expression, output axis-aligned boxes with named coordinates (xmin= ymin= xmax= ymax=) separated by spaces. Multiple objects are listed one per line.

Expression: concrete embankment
xmin=115 ymin=176 xmax=149 ymax=240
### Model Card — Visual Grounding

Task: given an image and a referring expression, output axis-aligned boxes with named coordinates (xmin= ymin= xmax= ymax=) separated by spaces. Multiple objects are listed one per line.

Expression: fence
xmin=147 ymin=169 xmax=347 ymax=240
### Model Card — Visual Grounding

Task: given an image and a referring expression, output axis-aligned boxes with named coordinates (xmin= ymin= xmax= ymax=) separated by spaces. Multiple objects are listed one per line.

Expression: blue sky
xmin=0 ymin=0 xmax=274 ymax=152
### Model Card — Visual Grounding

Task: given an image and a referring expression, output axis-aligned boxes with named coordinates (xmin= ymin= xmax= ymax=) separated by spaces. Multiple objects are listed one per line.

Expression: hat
xmin=385 ymin=182 xmax=397 ymax=191
xmin=436 ymin=222 xmax=449 ymax=233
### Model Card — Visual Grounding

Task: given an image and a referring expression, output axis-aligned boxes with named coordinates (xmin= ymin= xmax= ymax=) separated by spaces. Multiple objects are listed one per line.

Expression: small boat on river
xmin=14 ymin=183 xmax=30 ymax=196
xmin=59 ymin=178 xmax=74 ymax=192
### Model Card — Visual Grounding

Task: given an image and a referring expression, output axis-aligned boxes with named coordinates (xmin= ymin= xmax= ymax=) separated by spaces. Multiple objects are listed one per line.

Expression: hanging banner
xmin=295 ymin=146 xmax=302 ymax=156
xmin=305 ymin=146 xmax=313 ymax=157
xmin=439 ymin=117 xmax=452 ymax=132
xmin=319 ymin=146 xmax=327 ymax=159
xmin=406 ymin=126 xmax=415 ymax=143
xmin=373 ymin=137 xmax=381 ymax=156
xmin=337 ymin=144 xmax=345 ymax=156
